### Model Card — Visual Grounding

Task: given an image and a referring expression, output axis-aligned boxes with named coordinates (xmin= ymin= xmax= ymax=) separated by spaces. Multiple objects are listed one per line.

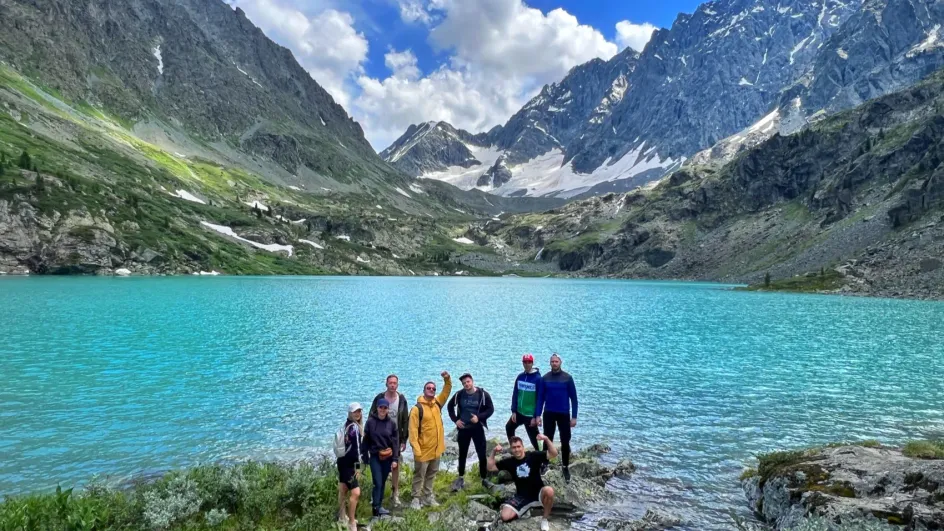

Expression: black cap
xmin=459 ymin=373 xmax=473 ymax=381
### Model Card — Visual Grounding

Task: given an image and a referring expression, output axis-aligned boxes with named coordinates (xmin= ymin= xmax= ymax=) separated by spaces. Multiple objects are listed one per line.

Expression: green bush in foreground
xmin=0 ymin=460 xmax=482 ymax=531
xmin=903 ymin=440 xmax=944 ymax=459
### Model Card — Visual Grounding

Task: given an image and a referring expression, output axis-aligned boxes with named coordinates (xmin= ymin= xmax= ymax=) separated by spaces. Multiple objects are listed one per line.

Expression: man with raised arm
xmin=488 ymin=434 xmax=557 ymax=531
xmin=536 ymin=353 xmax=578 ymax=482
xmin=408 ymin=371 xmax=452 ymax=509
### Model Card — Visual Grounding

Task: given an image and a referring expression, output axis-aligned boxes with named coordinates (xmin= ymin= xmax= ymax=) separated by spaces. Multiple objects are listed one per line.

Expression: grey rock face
xmin=380 ymin=122 xmax=489 ymax=175
xmin=743 ymin=445 xmax=944 ymax=529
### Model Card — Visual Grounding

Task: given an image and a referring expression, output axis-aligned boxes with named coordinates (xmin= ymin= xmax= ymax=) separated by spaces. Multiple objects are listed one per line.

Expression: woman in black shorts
xmin=337 ymin=402 xmax=363 ymax=531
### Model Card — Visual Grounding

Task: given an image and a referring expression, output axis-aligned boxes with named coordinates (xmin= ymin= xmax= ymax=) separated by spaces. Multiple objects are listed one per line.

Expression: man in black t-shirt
xmin=488 ymin=434 xmax=558 ymax=530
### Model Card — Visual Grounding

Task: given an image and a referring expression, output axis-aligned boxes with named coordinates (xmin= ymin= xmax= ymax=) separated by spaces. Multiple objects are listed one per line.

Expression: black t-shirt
xmin=496 ymin=450 xmax=549 ymax=500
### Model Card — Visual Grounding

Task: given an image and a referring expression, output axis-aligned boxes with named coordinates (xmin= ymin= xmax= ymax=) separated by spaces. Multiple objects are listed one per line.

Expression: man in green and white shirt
xmin=505 ymin=353 xmax=543 ymax=449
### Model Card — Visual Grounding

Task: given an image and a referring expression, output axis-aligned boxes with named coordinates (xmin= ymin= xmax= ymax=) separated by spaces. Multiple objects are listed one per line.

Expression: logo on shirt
xmin=516 ymin=462 xmax=531 ymax=478
xmin=517 ymin=381 xmax=536 ymax=392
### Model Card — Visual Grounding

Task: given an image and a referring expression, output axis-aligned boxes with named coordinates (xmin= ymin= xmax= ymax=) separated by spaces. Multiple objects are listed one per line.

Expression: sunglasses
xmin=425 ymin=385 xmax=437 ymax=390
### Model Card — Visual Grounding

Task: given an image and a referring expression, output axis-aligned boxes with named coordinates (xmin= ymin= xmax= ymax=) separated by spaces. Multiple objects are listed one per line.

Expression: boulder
xmin=598 ymin=509 xmax=683 ymax=530
xmin=115 ymin=268 xmax=132 ymax=276
xmin=742 ymin=445 xmax=944 ymax=530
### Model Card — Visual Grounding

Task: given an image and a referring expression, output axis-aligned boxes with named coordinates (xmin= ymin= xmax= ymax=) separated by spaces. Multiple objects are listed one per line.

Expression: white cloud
xmin=384 ymin=49 xmax=421 ymax=80
xmin=615 ymin=20 xmax=657 ymax=52
xmin=233 ymin=0 xmax=368 ymax=108
xmin=355 ymin=0 xmax=619 ymax=149
xmin=398 ymin=0 xmax=431 ymax=23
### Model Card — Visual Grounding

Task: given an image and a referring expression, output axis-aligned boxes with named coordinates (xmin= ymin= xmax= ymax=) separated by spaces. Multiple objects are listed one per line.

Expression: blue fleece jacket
xmin=537 ymin=369 xmax=578 ymax=418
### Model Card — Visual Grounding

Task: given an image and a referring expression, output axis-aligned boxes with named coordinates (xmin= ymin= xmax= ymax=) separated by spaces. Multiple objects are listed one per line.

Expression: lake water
xmin=2 ymin=276 xmax=944 ymax=528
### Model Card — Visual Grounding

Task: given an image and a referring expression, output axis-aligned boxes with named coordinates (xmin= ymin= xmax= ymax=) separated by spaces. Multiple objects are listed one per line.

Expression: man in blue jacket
xmin=536 ymin=353 xmax=578 ymax=482
xmin=505 ymin=353 xmax=542 ymax=449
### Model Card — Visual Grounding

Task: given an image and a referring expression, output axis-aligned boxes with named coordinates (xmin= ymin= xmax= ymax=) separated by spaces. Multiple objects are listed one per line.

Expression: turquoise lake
xmin=2 ymin=276 xmax=944 ymax=528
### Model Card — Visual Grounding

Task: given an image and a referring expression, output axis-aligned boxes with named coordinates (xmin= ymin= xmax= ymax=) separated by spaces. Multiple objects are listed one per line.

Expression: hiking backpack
xmin=333 ymin=422 xmax=360 ymax=458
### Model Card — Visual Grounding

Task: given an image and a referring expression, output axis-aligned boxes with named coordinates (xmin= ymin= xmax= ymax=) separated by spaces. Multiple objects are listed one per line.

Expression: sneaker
xmin=450 ymin=476 xmax=465 ymax=492
xmin=540 ymin=517 xmax=550 ymax=530
xmin=338 ymin=512 xmax=349 ymax=525
xmin=425 ymin=496 xmax=440 ymax=507
xmin=562 ymin=466 xmax=571 ymax=483
xmin=348 ymin=523 xmax=357 ymax=531
xmin=410 ymin=498 xmax=423 ymax=510
xmin=481 ymin=479 xmax=496 ymax=490
xmin=376 ymin=507 xmax=391 ymax=517
xmin=392 ymin=491 xmax=401 ymax=507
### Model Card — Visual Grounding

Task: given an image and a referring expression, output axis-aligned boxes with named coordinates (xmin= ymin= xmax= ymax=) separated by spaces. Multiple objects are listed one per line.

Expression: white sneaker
xmin=392 ymin=491 xmax=401 ymax=507
xmin=338 ymin=513 xmax=349 ymax=525
xmin=410 ymin=498 xmax=423 ymax=510
xmin=540 ymin=517 xmax=550 ymax=531
xmin=425 ymin=496 xmax=440 ymax=507
xmin=348 ymin=522 xmax=357 ymax=531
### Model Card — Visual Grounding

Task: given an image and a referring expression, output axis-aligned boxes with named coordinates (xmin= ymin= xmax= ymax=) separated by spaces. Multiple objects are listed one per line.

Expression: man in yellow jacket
xmin=408 ymin=371 xmax=452 ymax=509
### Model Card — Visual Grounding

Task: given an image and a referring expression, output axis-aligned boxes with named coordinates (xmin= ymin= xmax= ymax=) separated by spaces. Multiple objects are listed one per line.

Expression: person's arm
xmin=436 ymin=373 xmax=452 ymax=406
xmin=408 ymin=406 xmax=421 ymax=456
xmin=360 ymin=420 xmax=370 ymax=464
xmin=487 ymin=444 xmax=503 ymax=473
xmin=399 ymin=395 xmax=409 ymax=446
xmin=510 ymin=375 xmax=520 ymax=414
xmin=480 ymin=390 xmax=495 ymax=422
xmin=447 ymin=391 xmax=459 ymax=423
xmin=392 ymin=424 xmax=400 ymax=462
xmin=540 ymin=434 xmax=558 ymax=460
xmin=568 ymin=376 xmax=579 ymax=420
xmin=534 ymin=377 xmax=546 ymax=417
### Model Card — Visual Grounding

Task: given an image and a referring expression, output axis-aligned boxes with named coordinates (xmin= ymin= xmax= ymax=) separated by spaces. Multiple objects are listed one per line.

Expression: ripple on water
xmin=2 ymin=277 xmax=944 ymax=530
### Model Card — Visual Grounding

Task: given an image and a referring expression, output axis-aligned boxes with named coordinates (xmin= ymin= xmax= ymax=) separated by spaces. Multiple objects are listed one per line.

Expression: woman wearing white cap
xmin=337 ymin=402 xmax=363 ymax=531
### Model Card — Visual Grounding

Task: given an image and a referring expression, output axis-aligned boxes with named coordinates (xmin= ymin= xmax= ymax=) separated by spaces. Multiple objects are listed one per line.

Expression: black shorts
xmin=337 ymin=460 xmax=359 ymax=489
xmin=502 ymin=494 xmax=542 ymax=517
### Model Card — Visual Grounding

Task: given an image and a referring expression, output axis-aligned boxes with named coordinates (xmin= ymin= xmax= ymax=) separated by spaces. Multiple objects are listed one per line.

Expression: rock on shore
xmin=742 ymin=444 xmax=944 ymax=529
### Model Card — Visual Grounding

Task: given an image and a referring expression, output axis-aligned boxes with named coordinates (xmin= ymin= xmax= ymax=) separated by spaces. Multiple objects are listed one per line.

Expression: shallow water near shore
xmin=2 ymin=276 xmax=944 ymax=528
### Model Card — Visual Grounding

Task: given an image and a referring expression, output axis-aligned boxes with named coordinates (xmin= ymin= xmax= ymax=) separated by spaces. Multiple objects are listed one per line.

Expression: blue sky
xmin=229 ymin=0 xmax=705 ymax=150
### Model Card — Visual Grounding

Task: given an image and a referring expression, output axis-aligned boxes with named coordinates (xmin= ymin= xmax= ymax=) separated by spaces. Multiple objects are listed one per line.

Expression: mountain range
xmin=384 ymin=0 xmax=944 ymax=201
xmin=0 ymin=0 xmax=943 ymax=297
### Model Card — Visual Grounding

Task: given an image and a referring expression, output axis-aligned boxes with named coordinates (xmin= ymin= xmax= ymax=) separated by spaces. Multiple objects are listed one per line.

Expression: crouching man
xmin=487 ymin=434 xmax=557 ymax=531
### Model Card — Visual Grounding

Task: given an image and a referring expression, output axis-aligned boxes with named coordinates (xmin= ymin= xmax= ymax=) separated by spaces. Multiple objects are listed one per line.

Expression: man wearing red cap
xmin=505 ymin=353 xmax=543 ymax=450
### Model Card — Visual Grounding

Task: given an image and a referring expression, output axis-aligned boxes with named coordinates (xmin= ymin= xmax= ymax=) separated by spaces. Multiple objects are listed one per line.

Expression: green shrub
xmin=903 ymin=440 xmax=944 ymax=459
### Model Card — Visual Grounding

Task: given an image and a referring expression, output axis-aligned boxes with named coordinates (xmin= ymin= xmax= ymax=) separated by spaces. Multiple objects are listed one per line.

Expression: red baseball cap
xmin=522 ymin=353 xmax=534 ymax=363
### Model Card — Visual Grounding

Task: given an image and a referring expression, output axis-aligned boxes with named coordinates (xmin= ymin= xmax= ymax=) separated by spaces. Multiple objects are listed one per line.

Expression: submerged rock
xmin=742 ymin=444 xmax=944 ymax=530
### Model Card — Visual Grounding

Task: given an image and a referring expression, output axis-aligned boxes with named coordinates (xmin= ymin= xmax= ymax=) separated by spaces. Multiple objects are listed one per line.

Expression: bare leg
xmin=348 ymin=487 xmax=360 ymax=527
xmin=500 ymin=506 xmax=518 ymax=522
xmin=541 ymin=486 xmax=555 ymax=519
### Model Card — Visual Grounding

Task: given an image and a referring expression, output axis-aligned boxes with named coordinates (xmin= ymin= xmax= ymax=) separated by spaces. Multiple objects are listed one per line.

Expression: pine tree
xmin=0 ymin=161 xmax=5 ymax=179
xmin=764 ymin=272 xmax=771 ymax=288
xmin=18 ymin=150 xmax=31 ymax=170
xmin=35 ymin=174 xmax=45 ymax=193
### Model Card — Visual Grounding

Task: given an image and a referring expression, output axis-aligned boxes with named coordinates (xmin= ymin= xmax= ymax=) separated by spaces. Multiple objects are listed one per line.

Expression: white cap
xmin=348 ymin=402 xmax=363 ymax=413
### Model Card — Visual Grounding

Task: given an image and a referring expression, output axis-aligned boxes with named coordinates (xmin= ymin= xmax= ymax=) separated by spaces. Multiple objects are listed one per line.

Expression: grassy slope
xmin=0 ymin=64 xmax=507 ymax=276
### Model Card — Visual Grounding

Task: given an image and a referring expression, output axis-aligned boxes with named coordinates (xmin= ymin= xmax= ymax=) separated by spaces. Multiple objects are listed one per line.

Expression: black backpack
xmin=415 ymin=398 xmax=443 ymax=434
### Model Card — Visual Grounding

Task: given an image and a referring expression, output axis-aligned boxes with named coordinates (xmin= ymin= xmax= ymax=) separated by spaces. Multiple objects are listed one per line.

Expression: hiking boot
xmin=425 ymin=496 xmax=440 ymax=507
xmin=450 ymin=476 xmax=465 ymax=492
xmin=392 ymin=491 xmax=401 ymax=507
xmin=410 ymin=498 xmax=423 ymax=510
xmin=540 ymin=517 xmax=550 ymax=530
xmin=562 ymin=466 xmax=571 ymax=483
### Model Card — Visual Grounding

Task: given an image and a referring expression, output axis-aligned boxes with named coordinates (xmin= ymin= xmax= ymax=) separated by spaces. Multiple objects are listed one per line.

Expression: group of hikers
xmin=332 ymin=353 xmax=579 ymax=531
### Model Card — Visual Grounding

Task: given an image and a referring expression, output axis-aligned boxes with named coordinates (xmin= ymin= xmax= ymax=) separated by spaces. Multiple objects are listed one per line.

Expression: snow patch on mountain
xmin=152 ymin=45 xmax=164 ymax=75
xmin=200 ymin=222 xmax=293 ymax=256
xmin=421 ymin=144 xmax=503 ymax=189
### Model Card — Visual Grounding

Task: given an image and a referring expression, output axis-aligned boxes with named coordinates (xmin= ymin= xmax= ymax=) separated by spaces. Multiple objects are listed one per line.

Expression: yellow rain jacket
xmin=408 ymin=376 xmax=452 ymax=462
